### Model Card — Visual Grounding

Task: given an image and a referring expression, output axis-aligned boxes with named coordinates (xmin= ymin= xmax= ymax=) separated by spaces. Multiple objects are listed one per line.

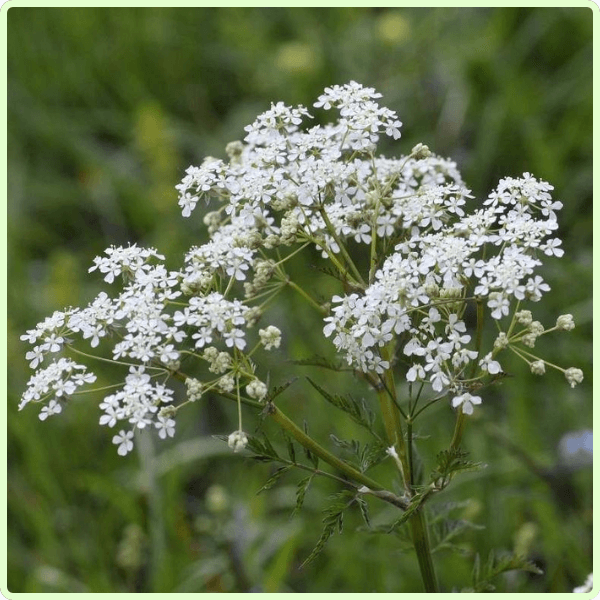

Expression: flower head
xmin=451 ymin=393 xmax=482 ymax=415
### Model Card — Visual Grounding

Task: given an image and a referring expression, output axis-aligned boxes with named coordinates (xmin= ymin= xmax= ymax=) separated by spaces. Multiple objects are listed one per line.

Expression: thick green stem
xmin=378 ymin=345 xmax=439 ymax=592
xmin=378 ymin=345 xmax=410 ymax=489
xmin=268 ymin=404 xmax=385 ymax=493
xmin=410 ymin=510 xmax=439 ymax=592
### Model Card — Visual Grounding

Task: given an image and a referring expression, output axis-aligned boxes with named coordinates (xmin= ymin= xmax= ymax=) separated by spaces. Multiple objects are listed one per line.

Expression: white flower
xmin=99 ymin=396 xmax=120 ymax=427
xmin=25 ymin=347 xmax=45 ymax=369
xmin=479 ymin=353 xmax=501 ymax=375
xmin=20 ymin=82 xmax=582 ymax=462
xmin=39 ymin=400 xmax=63 ymax=421
xmin=112 ymin=430 xmax=134 ymax=456
xmin=89 ymin=244 xmax=164 ymax=284
xmin=452 ymin=393 xmax=482 ymax=415
xmin=20 ymin=358 xmax=96 ymax=411
xmin=155 ymin=416 xmax=176 ymax=439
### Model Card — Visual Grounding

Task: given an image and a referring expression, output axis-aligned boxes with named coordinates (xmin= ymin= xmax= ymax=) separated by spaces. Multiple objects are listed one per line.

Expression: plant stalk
xmin=378 ymin=345 xmax=439 ymax=592
xmin=268 ymin=404 xmax=385 ymax=494
xmin=410 ymin=509 xmax=439 ymax=592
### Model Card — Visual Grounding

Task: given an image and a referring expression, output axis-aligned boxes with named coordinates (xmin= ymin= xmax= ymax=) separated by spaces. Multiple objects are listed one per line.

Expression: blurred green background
xmin=7 ymin=7 xmax=592 ymax=593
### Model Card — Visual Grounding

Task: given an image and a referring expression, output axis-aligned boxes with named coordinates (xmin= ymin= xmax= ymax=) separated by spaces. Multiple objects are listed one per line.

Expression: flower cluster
xmin=20 ymin=240 xmax=279 ymax=455
xmin=21 ymin=81 xmax=582 ymax=453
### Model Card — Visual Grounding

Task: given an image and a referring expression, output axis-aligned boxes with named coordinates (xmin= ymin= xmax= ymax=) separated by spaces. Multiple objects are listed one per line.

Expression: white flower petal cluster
xmin=320 ymin=163 xmax=567 ymax=404
xmin=20 ymin=243 xmax=272 ymax=454
xmin=21 ymin=82 xmax=582 ymax=453
xmin=174 ymin=292 xmax=249 ymax=350
xmin=451 ymin=393 xmax=482 ymax=415
xmin=175 ymin=82 xmax=426 ymax=263
xmin=20 ymin=357 xmax=96 ymax=412
xmin=259 ymin=325 xmax=282 ymax=350
xmin=88 ymin=244 xmax=165 ymax=284
xmin=98 ymin=366 xmax=174 ymax=448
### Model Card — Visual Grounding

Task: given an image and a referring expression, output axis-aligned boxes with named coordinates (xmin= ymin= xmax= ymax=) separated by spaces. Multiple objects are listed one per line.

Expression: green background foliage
xmin=7 ymin=7 xmax=592 ymax=593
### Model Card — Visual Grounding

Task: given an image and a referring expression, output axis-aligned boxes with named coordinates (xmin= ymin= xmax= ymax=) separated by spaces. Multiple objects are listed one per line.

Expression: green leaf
xmin=312 ymin=264 xmax=347 ymax=284
xmin=256 ymin=465 xmax=293 ymax=494
xmin=382 ymin=491 xmax=428 ymax=533
xmin=356 ymin=496 xmax=371 ymax=529
xmin=306 ymin=378 xmax=377 ymax=434
xmin=465 ymin=550 xmax=543 ymax=592
xmin=431 ymin=519 xmax=485 ymax=554
xmin=291 ymin=474 xmax=314 ymax=517
xmin=246 ymin=434 xmax=280 ymax=462
xmin=430 ymin=448 xmax=485 ymax=489
xmin=329 ymin=434 xmax=360 ymax=454
xmin=328 ymin=436 xmax=386 ymax=473
xmin=301 ymin=490 xmax=355 ymax=568
xmin=266 ymin=378 xmax=298 ymax=403
xmin=291 ymin=355 xmax=347 ymax=371
xmin=284 ymin=432 xmax=296 ymax=464
xmin=359 ymin=441 xmax=388 ymax=472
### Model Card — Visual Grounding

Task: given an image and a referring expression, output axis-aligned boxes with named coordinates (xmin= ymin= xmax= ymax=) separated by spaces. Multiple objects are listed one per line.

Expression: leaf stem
xmin=286 ymin=278 xmax=328 ymax=314
xmin=266 ymin=403 xmax=391 ymax=497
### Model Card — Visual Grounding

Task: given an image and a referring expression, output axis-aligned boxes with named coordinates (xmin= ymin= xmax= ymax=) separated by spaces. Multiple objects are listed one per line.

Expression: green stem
xmin=410 ymin=510 xmax=439 ymax=592
xmin=267 ymin=404 xmax=386 ymax=494
xmin=450 ymin=411 xmax=467 ymax=451
xmin=203 ymin=382 xmax=408 ymax=509
xmin=318 ymin=206 xmax=366 ymax=287
xmin=287 ymin=279 xmax=328 ymax=314
xmin=407 ymin=418 xmax=414 ymax=488
xmin=378 ymin=345 xmax=439 ymax=592
xmin=378 ymin=345 xmax=410 ymax=487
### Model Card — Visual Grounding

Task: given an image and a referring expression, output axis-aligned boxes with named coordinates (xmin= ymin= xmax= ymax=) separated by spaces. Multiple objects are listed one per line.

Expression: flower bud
xmin=259 ymin=325 xmax=282 ymax=350
xmin=529 ymin=321 xmax=544 ymax=336
xmin=515 ymin=310 xmax=533 ymax=326
xmin=246 ymin=379 xmax=268 ymax=401
xmin=556 ymin=314 xmax=575 ymax=331
xmin=494 ymin=332 xmax=509 ymax=350
xmin=185 ymin=377 xmax=203 ymax=402
xmin=530 ymin=360 xmax=545 ymax=375
xmin=227 ymin=430 xmax=248 ymax=452
xmin=411 ymin=143 xmax=432 ymax=160
xmin=565 ymin=368 xmax=584 ymax=388
xmin=424 ymin=281 xmax=440 ymax=298
xmin=159 ymin=405 xmax=177 ymax=418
